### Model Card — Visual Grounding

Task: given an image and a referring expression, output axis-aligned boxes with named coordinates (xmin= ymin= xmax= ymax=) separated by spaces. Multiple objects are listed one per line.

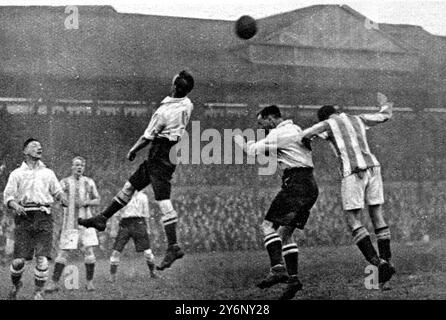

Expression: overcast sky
xmin=1 ymin=0 xmax=446 ymax=36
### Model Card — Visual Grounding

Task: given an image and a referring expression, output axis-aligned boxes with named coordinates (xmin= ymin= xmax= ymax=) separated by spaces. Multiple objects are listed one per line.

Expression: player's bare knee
xmin=344 ymin=209 xmax=363 ymax=231
xmin=144 ymin=249 xmax=155 ymax=262
xmin=84 ymin=253 xmax=96 ymax=264
xmin=36 ymin=256 xmax=49 ymax=270
xmin=110 ymin=250 xmax=120 ymax=265
xmin=55 ymin=250 xmax=69 ymax=265
xmin=11 ymin=258 xmax=25 ymax=272
xmin=368 ymin=204 xmax=387 ymax=228
xmin=261 ymin=220 xmax=276 ymax=237
xmin=158 ymin=200 xmax=178 ymax=224
xmin=117 ymin=181 xmax=136 ymax=203
xmin=278 ymin=226 xmax=295 ymax=245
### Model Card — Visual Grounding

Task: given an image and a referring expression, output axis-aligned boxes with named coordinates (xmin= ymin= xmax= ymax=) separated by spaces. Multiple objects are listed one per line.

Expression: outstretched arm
xmin=359 ymin=92 xmax=393 ymax=127
xmin=127 ymin=113 xmax=166 ymax=161
xmin=234 ymin=134 xmax=279 ymax=157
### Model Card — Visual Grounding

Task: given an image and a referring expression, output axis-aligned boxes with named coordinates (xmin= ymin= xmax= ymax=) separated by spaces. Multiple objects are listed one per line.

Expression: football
xmin=235 ymin=15 xmax=257 ymax=40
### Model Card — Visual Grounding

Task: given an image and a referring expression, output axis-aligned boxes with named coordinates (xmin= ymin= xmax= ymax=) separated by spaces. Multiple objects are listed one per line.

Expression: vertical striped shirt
xmin=301 ymin=103 xmax=393 ymax=177
xmin=60 ymin=175 xmax=100 ymax=230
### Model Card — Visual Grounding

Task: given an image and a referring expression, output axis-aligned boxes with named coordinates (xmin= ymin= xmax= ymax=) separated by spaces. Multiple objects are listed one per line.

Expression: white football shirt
xmin=143 ymin=96 xmax=193 ymax=142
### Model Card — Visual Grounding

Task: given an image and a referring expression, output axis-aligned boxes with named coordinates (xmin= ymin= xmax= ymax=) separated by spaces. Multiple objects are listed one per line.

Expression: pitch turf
xmin=1 ymin=239 xmax=445 ymax=300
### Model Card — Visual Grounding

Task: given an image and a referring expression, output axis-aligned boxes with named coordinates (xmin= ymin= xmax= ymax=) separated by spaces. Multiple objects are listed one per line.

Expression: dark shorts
xmin=265 ymin=167 xmax=319 ymax=230
xmin=129 ymin=138 xmax=177 ymax=200
xmin=113 ymin=217 xmax=151 ymax=252
xmin=14 ymin=210 xmax=53 ymax=261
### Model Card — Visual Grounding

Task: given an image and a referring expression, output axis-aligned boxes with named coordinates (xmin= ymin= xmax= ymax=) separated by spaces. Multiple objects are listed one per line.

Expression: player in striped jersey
xmin=300 ymin=93 xmax=395 ymax=285
xmin=79 ymin=71 xmax=194 ymax=271
xmin=45 ymin=156 xmax=101 ymax=293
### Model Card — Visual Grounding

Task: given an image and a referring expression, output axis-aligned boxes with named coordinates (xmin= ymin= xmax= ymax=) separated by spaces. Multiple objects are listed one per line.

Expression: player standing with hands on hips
xmin=3 ymin=138 xmax=68 ymax=300
xmin=79 ymin=71 xmax=194 ymax=270
xmin=300 ymin=93 xmax=395 ymax=286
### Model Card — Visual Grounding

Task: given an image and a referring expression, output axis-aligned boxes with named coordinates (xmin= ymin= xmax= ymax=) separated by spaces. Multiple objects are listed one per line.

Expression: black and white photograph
xmin=0 ymin=0 xmax=445 ymax=305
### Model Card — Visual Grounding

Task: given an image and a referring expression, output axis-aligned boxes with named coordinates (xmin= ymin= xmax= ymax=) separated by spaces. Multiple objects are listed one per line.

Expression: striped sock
xmin=102 ymin=195 xmax=129 ymax=219
xmin=10 ymin=263 xmax=25 ymax=286
xmin=375 ymin=226 xmax=392 ymax=261
xmin=52 ymin=262 xmax=65 ymax=282
xmin=353 ymin=226 xmax=380 ymax=266
xmin=264 ymin=233 xmax=283 ymax=267
xmin=162 ymin=214 xmax=178 ymax=246
xmin=34 ymin=265 xmax=49 ymax=290
xmin=282 ymin=243 xmax=299 ymax=276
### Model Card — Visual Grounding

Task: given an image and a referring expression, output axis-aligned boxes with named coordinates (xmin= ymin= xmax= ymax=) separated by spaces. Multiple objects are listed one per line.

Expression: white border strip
xmin=205 ymin=103 xmax=248 ymax=108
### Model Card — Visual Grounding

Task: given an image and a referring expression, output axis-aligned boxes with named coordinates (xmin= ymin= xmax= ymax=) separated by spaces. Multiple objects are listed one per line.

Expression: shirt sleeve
xmin=49 ymin=171 xmax=63 ymax=199
xmin=143 ymin=112 xmax=166 ymax=140
xmin=89 ymin=179 xmax=100 ymax=201
xmin=358 ymin=103 xmax=393 ymax=128
xmin=299 ymin=121 xmax=330 ymax=141
xmin=246 ymin=131 xmax=280 ymax=157
xmin=3 ymin=172 xmax=18 ymax=206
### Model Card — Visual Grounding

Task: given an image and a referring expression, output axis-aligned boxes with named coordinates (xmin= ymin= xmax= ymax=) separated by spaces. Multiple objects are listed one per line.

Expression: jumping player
xmin=45 ymin=156 xmax=101 ymax=293
xmin=234 ymin=105 xmax=319 ymax=300
xmin=300 ymin=93 xmax=395 ymax=285
xmin=3 ymin=138 xmax=67 ymax=300
xmin=78 ymin=70 xmax=194 ymax=270
xmin=109 ymin=190 xmax=157 ymax=282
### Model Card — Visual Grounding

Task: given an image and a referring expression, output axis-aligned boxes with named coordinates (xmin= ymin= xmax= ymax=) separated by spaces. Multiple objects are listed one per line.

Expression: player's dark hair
xmin=23 ymin=138 xmax=39 ymax=149
xmin=174 ymin=70 xmax=194 ymax=97
xmin=317 ymin=105 xmax=336 ymax=121
xmin=257 ymin=105 xmax=281 ymax=119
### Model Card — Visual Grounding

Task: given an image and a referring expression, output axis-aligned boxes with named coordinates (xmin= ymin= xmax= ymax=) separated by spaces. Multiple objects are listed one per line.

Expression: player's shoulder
xmin=82 ymin=176 xmax=96 ymax=184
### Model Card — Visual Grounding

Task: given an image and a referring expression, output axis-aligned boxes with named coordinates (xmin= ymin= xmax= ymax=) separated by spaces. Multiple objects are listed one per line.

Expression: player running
xmin=78 ymin=70 xmax=194 ymax=270
xmin=3 ymin=138 xmax=67 ymax=300
xmin=45 ymin=156 xmax=101 ymax=293
xmin=300 ymin=93 xmax=395 ymax=286
xmin=235 ymin=105 xmax=318 ymax=300
xmin=109 ymin=190 xmax=157 ymax=282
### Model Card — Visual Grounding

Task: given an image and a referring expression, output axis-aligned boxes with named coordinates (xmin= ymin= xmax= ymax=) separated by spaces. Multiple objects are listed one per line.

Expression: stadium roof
xmin=0 ymin=5 xmax=442 ymax=84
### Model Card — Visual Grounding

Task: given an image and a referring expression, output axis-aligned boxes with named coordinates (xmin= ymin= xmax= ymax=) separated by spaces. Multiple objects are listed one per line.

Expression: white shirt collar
xmin=20 ymin=160 xmax=46 ymax=170
xmin=161 ymin=96 xmax=188 ymax=104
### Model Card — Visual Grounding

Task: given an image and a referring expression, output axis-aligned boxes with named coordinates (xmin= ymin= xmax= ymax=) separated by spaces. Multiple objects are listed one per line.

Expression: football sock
xmin=34 ymin=265 xmax=49 ymax=290
xmin=353 ymin=226 xmax=380 ymax=266
xmin=102 ymin=195 xmax=129 ymax=219
xmin=264 ymin=233 xmax=283 ymax=267
xmin=164 ymin=221 xmax=178 ymax=246
xmin=85 ymin=263 xmax=95 ymax=281
xmin=10 ymin=261 xmax=25 ymax=286
xmin=52 ymin=262 xmax=66 ymax=282
xmin=376 ymin=226 xmax=392 ymax=261
xmin=110 ymin=264 xmax=118 ymax=275
xmin=282 ymin=243 xmax=299 ymax=276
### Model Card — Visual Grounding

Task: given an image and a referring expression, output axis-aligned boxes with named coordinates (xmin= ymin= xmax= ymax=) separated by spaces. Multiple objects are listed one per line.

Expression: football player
xmin=79 ymin=71 xmax=194 ymax=270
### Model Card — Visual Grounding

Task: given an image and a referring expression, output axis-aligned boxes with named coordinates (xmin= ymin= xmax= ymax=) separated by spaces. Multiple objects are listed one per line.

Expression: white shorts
xmin=341 ymin=166 xmax=384 ymax=211
xmin=59 ymin=227 xmax=99 ymax=250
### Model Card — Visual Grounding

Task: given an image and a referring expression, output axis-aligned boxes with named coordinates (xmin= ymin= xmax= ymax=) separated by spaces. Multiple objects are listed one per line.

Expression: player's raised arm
xmin=234 ymin=133 xmax=279 ymax=157
xmin=359 ymin=92 xmax=394 ymax=128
